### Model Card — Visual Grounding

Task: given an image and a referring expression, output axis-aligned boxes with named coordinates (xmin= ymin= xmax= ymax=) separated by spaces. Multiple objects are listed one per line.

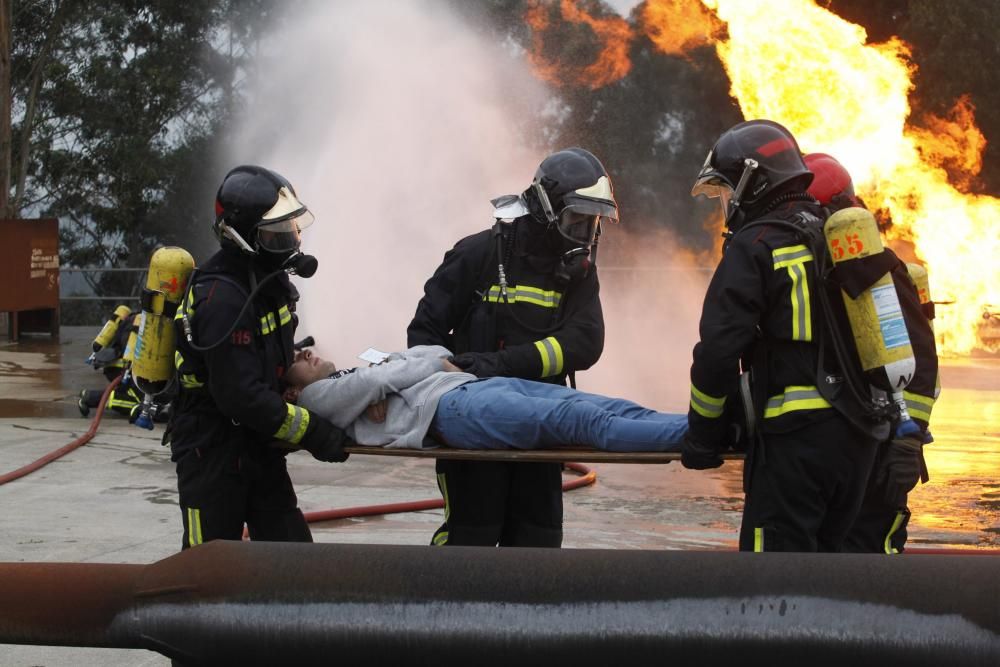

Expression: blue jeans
xmin=431 ymin=378 xmax=687 ymax=452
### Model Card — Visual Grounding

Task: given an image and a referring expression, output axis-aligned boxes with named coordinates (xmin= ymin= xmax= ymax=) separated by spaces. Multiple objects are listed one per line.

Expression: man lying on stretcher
xmin=282 ymin=345 xmax=688 ymax=452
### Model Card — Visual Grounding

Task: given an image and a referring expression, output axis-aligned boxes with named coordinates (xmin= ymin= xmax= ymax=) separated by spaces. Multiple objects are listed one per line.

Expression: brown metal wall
xmin=0 ymin=218 xmax=59 ymax=311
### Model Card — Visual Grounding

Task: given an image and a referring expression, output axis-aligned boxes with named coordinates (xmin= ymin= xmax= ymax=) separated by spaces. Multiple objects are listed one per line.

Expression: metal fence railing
xmin=59 ymin=267 xmax=147 ymax=325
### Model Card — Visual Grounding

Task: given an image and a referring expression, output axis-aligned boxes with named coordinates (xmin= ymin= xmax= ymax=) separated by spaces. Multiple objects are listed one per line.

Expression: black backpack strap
xmin=735 ymin=214 xmax=890 ymax=437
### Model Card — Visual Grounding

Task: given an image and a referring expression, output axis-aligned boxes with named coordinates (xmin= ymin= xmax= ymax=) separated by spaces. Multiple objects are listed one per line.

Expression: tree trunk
xmin=0 ymin=0 xmax=12 ymax=218
xmin=13 ymin=1 xmax=69 ymax=215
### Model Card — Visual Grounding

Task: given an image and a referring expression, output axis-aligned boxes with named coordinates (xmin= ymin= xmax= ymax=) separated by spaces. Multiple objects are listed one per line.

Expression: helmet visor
xmin=691 ymin=177 xmax=733 ymax=208
xmin=557 ymin=199 xmax=617 ymax=245
xmin=256 ymin=209 xmax=314 ymax=253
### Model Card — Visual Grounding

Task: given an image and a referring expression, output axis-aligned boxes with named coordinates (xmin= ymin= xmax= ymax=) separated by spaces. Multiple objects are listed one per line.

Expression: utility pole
xmin=0 ymin=0 xmax=11 ymax=219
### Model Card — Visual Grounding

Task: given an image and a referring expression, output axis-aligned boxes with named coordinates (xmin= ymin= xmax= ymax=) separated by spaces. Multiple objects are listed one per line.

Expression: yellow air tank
xmin=122 ymin=319 xmax=140 ymax=364
xmin=132 ymin=247 xmax=196 ymax=399
xmin=906 ymin=262 xmax=934 ymax=327
xmin=824 ymin=207 xmax=915 ymax=396
xmin=91 ymin=305 xmax=131 ymax=353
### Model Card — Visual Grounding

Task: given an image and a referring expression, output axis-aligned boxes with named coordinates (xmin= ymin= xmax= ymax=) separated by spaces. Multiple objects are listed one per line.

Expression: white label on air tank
xmin=871 ymin=284 xmax=909 ymax=350
xmin=134 ymin=312 xmax=148 ymax=357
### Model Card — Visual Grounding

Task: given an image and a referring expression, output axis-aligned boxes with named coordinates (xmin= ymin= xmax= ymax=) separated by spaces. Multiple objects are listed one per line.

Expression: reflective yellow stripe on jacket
xmin=534 ymin=336 xmax=564 ymax=377
xmin=174 ymin=351 xmax=204 ymax=389
xmin=690 ymin=384 xmax=726 ymax=419
xmin=763 ymin=385 xmax=831 ymax=418
xmin=260 ymin=305 xmax=293 ymax=335
xmin=773 ymin=245 xmax=814 ymax=342
xmin=483 ymin=285 xmax=563 ymax=309
xmin=903 ymin=390 xmax=936 ymax=423
xmin=274 ymin=402 xmax=310 ymax=444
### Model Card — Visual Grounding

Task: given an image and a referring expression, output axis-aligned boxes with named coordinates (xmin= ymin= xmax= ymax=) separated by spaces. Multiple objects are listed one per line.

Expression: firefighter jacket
xmin=687 ymin=201 xmax=938 ymax=447
xmin=169 ymin=249 xmax=311 ymax=460
xmin=407 ymin=218 xmax=604 ymax=385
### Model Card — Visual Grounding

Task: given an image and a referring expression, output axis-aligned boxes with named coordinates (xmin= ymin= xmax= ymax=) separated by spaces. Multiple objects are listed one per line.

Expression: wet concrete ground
xmin=1 ymin=327 xmax=998 ymax=665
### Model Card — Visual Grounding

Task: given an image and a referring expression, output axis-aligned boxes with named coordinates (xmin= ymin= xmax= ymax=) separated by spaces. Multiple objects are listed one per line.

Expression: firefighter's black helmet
xmin=213 ymin=165 xmax=314 ymax=257
xmin=524 ymin=148 xmax=619 ymax=247
xmin=692 ymin=120 xmax=813 ymax=228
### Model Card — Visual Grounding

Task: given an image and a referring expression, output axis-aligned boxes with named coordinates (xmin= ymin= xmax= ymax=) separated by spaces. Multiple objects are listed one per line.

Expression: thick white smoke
xmin=231 ymin=0 xmax=709 ymax=411
xmin=229 ymin=1 xmax=545 ymax=358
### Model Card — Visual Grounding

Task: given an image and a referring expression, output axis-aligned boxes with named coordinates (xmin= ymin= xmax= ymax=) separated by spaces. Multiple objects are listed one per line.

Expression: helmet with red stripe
xmin=692 ymin=119 xmax=813 ymax=229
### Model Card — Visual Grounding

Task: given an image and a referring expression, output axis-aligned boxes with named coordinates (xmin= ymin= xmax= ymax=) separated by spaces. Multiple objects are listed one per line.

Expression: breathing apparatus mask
xmin=530 ymin=176 xmax=617 ymax=283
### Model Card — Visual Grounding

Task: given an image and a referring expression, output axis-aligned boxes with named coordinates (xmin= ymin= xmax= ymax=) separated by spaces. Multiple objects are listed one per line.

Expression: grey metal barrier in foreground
xmin=1 ymin=541 xmax=998 ymax=666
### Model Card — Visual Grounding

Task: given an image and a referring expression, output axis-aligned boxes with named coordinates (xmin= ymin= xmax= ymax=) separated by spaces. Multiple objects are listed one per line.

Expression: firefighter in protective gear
xmin=169 ymin=165 xmax=352 ymax=551
xmin=78 ymin=308 xmax=145 ymax=419
xmin=803 ymin=153 xmax=940 ymax=554
xmin=407 ymin=147 xmax=617 ymax=547
xmin=684 ymin=120 xmax=892 ymax=552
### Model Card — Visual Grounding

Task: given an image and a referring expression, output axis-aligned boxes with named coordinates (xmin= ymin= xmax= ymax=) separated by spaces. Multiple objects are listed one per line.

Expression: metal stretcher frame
xmin=343 ymin=446 xmax=746 ymax=464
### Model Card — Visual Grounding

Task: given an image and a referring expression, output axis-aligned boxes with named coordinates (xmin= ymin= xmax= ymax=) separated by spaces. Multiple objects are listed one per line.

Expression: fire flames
xmin=524 ymin=0 xmax=632 ymax=89
xmin=524 ymin=0 xmax=1000 ymax=354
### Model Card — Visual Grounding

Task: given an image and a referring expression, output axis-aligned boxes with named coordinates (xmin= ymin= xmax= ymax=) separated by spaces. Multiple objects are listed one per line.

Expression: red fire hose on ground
xmin=0 ymin=376 xmax=121 ymax=486
xmin=299 ymin=462 xmax=596 ymax=526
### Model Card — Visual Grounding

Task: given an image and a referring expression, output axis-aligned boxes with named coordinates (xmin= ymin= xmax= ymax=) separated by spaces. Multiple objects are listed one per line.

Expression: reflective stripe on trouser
xmin=431 ymin=472 xmax=451 ymax=546
xmin=763 ymin=386 xmax=831 ymax=418
xmin=106 ymin=386 xmax=142 ymax=415
xmin=884 ymin=510 xmax=910 ymax=555
xmin=690 ymin=384 xmax=726 ymax=419
xmin=534 ymin=337 xmax=564 ymax=377
xmin=187 ymin=507 xmax=203 ymax=547
xmin=773 ymin=245 xmax=814 ymax=342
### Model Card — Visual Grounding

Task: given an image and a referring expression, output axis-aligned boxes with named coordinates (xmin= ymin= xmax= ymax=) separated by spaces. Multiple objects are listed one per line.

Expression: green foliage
xmin=9 ymin=0 xmax=283 ymax=300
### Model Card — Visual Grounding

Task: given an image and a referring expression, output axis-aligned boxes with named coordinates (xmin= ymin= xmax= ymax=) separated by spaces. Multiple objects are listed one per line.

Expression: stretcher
xmin=343 ymin=446 xmax=746 ymax=464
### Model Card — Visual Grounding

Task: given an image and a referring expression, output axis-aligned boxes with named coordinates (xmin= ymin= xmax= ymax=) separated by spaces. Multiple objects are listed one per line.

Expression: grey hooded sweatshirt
xmin=298 ymin=345 xmax=475 ymax=449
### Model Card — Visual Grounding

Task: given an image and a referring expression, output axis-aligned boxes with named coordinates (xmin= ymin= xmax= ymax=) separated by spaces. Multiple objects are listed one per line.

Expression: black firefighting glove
xmin=299 ymin=415 xmax=352 ymax=463
xmin=449 ymin=352 xmax=508 ymax=378
xmin=680 ymin=432 xmax=724 ymax=470
xmin=877 ymin=434 xmax=923 ymax=508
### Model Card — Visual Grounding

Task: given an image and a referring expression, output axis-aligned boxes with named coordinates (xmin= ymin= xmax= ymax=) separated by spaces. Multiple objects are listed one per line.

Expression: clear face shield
xmin=556 ymin=197 xmax=619 ymax=247
xmin=690 ymin=152 xmax=758 ymax=226
xmin=255 ymin=185 xmax=315 ymax=254
xmin=256 ymin=208 xmax=314 ymax=254
xmin=691 ymin=175 xmax=734 ymax=221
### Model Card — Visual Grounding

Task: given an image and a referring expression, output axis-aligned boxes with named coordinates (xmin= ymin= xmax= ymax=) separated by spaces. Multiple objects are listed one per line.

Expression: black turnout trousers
xmin=176 ymin=441 xmax=311 ymax=550
xmin=432 ymin=459 xmax=564 ymax=547
xmin=739 ymin=416 xmax=879 ymax=552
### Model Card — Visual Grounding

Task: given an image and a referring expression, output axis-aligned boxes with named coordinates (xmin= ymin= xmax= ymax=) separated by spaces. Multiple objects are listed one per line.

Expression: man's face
xmin=286 ymin=349 xmax=337 ymax=389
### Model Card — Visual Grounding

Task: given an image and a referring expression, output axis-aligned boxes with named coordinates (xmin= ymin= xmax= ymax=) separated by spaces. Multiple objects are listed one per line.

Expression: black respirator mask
xmin=531 ymin=181 xmax=612 ymax=284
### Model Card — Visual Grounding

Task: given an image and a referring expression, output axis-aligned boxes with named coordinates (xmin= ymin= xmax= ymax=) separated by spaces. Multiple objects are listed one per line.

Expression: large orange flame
xmin=695 ymin=0 xmax=1000 ymax=354
xmin=523 ymin=0 xmax=998 ymax=353
xmin=640 ymin=0 xmax=723 ymax=57
xmin=524 ymin=0 xmax=632 ymax=89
